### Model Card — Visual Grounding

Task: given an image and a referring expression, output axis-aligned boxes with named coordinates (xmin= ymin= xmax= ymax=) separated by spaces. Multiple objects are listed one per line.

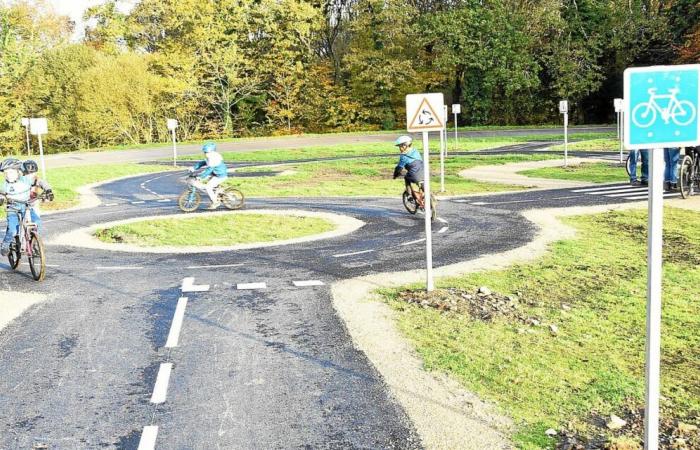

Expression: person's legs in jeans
xmin=664 ymin=148 xmax=680 ymax=188
xmin=640 ymin=149 xmax=649 ymax=183
xmin=30 ymin=208 xmax=42 ymax=234
xmin=628 ymin=150 xmax=639 ymax=182
xmin=1 ymin=210 xmax=20 ymax=255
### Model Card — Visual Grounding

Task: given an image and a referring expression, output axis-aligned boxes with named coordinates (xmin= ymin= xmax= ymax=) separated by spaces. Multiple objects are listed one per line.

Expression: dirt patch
xmin=396 ymin=288 xmax=522 ymax=322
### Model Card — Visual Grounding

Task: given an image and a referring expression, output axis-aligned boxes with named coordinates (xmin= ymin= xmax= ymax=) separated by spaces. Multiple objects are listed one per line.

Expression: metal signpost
xmin=614 ymin=98 xmax=624 ymax=163
xmin=29 ymin=118 xmax=48 ymax=180
xmin=439 ymin=105 xmax=447 ymax=192
xmin=167 ymin=119 xmax=179 ymax=167
xmin=21 ymin=118 xmax=31 ymax=156
xmin=624 ymin=64 xmax=700 ymax=450
xmin=559 ymin=100 xmax=569 ymax=166
xmin=406 ymin=93 xmax=445 ymax=292
xmin=452 ymin=104 xmax=460 ymax=151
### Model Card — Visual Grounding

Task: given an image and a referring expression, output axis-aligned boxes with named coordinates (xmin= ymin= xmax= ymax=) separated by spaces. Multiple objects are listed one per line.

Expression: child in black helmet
xmin=21 ymin=160 xmax=53 ymax=231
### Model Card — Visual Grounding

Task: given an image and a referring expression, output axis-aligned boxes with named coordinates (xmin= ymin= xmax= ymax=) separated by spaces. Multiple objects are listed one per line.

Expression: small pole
xmin=564 ymin=111 xmax=569 ymax=167
xmin=38 ymin=133 xmax=46 ymax=181
xmin=25 ymin=126 xmax=31 ymax=156
xmin=454 ymin=113 xmax=458 ymax=151
xmin=172 ymin=128 xmax=177 ymax=167
xmin=439 ymin=116 xmax=445 ymax=193
xmin=619 ymin=111 xmax=625 ymax=164
xmin=422 ymin=131 xmax=434 ymax=292
xmin=644 ymin=148 xmax=663 ymax=450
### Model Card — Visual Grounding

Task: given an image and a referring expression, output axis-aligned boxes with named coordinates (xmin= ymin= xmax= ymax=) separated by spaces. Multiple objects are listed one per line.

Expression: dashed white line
xmin=137 ymin=426 xmax=158 ymax=450
xmin=400 ymin=238 xmax=426 ymax=246
xmin=572 ymin=184 xmax=630 ymax=193
xmin=626 ymin=192 xmax=681 ymax=201
xmin=436 ymin=217 xmax=448 ymax=224
xmin=293 ymin=280 xmax=324 ymax=287
xmin=157 ymin=199 xmax=171 ymax=203
xmin=186 ymin=263 xmax=244 ymax=269
xmin=103 ymin=203 xmax=119 ymax=207
xmin=96 ymin=266 xmax=144 ymax=270
xmin=438 ymin=226 xmax=449 ymax=234
xmin=165 ymin=297 xmax=188 ymax=348
xmin=237 ymin=282 xmax=267 ymax=290
xmin=150 ymin=363 xmax=173 ymax=404
xmin=332 ymin=249 xmax=375 ymax=258
xmin=181 ymin=277 xmax=210 ymax=292
xmin=586 ymin=187 xmax=647 ymax=195
xmin=131 ymin=201 xmax=145 ymax=205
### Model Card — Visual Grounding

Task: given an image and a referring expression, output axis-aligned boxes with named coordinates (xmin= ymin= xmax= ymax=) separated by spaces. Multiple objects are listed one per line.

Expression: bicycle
xmin=402 ymin=181 xmax=437 ymax=221
xmin=178 ymin=173 xmax=245 ymax=212
xmin=679 ymin=147 xmax=700 ymax=199
xmin=2 ymin=193 xmax=48 ymax=281
xmin=631 ymin=87 xmax=697 ymax=128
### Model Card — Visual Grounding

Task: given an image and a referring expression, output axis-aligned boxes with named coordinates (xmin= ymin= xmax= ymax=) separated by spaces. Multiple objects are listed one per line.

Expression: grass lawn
xmin=518 ymin=162 xmax=629 ymax=184
xmin=40 ymin=164 xmax=176 ymax=211
xmin=95 ymin=213 xmax=335 ymax=246
xmin=551 ymin=138 xmax=620 ymax=152
xmin=224 ymin=154 xmax=562 ymax=197
xmin=382 ymin=208 xmax=700 ymax=449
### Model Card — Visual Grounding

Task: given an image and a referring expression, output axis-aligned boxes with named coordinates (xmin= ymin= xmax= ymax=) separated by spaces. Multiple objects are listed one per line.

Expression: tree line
xmin=0 ymin=0 xmax=698 ymax=153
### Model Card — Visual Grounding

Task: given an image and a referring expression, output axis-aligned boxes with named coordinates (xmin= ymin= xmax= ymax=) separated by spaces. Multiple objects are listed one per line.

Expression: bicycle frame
xmin=645 ymin=89 xmax=682 ymax=123
xmin=8 ymin=204 xmax=36 ymax=257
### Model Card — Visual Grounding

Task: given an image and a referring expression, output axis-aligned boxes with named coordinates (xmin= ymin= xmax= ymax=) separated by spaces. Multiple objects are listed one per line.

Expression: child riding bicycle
xmin=392 ymin=135 xmax=425 ymax=200
xmin=21 ymin=160 xmax=54 ymax=230
xmin=189 ymin=142 xmax=228 ymax=210
xmin=0 ymin=159 xmax=33 ymax=256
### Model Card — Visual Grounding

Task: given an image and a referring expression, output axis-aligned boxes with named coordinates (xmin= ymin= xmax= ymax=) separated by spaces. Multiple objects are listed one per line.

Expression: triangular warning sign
xmin=409 ymin=97 xmax=444 ymax=130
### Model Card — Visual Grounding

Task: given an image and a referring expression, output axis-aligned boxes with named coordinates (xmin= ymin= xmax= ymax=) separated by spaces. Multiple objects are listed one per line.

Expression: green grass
xmin=224 ymin=154 xmax=561 ymax=197
xmin=41 ymin=164 xmax=176 ymax=211
xmin=382 ymin=208 xmax=700 ymax=448
xmin=518 ymin=162 xmax=629 ymax=184
xmin=550 ymin=138 xmax=620 ymax=152
xmin=95 ymin=213 xmax=335 ymax=246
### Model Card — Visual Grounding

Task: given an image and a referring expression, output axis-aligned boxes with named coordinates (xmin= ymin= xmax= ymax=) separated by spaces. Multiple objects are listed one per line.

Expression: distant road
xmin=44 ymin=126 xmax=614 ymax=169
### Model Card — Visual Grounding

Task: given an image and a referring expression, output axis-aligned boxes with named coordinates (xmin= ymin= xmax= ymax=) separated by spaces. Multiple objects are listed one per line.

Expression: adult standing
xmin=629 ymin=149 xmax=650 ymax=186
xmin=663 ymin=147 xmax=681 ymax=190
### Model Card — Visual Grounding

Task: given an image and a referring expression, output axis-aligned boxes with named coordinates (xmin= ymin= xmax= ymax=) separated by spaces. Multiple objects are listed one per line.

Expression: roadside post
xmin=452 ymin=104 xmax=460 ymax=151
xmin=29 ymin=118 xmax=48 ymax=180
xmin=439 ymin=105 xmax=447 ymax=192
xmin=21 ymin=118 xmax=31 ymax=156
xmin=614 ymin=98 xmax=624 ymax=163
xmin=559 ymin=100 xmax=569 ymax=166
xmin=624 ymin=64 xmax=700 ymax=450
xmin=167 ymin=119 xmax=179 ymax=167
xmin=406 ymin=93 xmax=445 ymax=292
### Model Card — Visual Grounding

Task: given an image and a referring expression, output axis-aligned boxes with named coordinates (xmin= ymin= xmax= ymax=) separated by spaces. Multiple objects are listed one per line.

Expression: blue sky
xmin=47 ymin=0 xmax=136 ymax=39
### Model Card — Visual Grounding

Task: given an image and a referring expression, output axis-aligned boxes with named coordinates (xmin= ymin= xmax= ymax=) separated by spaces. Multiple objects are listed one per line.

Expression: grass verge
xmin=551 ymin=138 xmax=620 ymax=152
xmin=381 ymin=208 xmax=700 ymax=449
xmin=518 ymin=162 xmax=629 ymax=184
xmin=95 ymin=213 xmax=336 ymax=246
xmin=224 ymin=154 xmax=561 ymax=197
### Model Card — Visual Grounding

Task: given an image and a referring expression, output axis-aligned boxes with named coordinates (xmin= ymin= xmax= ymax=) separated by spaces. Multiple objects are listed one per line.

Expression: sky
xmin=47 ymin=0 xmax=136 ymax=40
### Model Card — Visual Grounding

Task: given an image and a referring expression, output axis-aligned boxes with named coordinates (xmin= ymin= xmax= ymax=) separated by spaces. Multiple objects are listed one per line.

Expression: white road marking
xmin=186 ymin=263 xmax=244 ymax=269
xmin=20 ymin=262 xmax=59 ymax=268
xmin=605 ymin=189 xmax=652 ymax=197
xmin=103 ymin=203 xmax=119 ymax=207
xmin=438 ymin=226 xmax=449 ymax=234
xmin=157 ymin=199 xmax=171 ymax=203
xmin=131 ymin=201 xmax=145 ymax=205
xmin=400 ymin=238 xmax=426 ymax=246
xmin=332 ymin=249 xmax=375 ymax=258
xmin=181 ymin=277 xmax=210 ymax=292
xmin=293 ymin=280 xmax=324 ymax=287
xmin=137 ymin=426 xmax=158 ymax=450
xmin=572 ymin=184 xmax=631 ymax=193
xmin=471 ymin=201 xmax=488 ymax=205
xmin=96 ymin=266 xmax=144 ymax=270
xmin=451 ymin=199 xmax=470 ymax=203
xmin=626 ymin=192 xmax=681 ymax=201
xmin=436 ymin=217 xmax=448 ymax=224
xmin=150 ymin=363 xmax=173 ymax=404
xmin=165 ymin=297 xmax=188 ymax=348
xmin=585 ymin=187 xmax=647 ymax=195
xmin=469 ymin=195 xmax=580 ymax=206
xmin=237 ymin=282 xmax=267 ymax=290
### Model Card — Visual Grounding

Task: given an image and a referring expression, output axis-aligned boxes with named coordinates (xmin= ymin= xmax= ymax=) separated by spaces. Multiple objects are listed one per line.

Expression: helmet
xmin=394 ymin=135 xmax=412 ymax=147
xmin=0 ymin=158 xmax=22 ymax=172
xmin=202 ymin=142 xmax=216 ymax=153
xmin=22 ymin=160 xmax=38 ymax=174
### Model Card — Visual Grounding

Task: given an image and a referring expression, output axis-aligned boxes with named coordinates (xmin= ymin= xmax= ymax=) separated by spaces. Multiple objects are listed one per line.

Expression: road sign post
xmin=406 ymin=93 xmax=445 ymax=292
xmin=21 ymin=118 xmax=31 ymax=156
xmin=452 ymin=104 xmax=460 ymax=151
xmin=615 ymin=98 xmax=624 ymax=163
xmin=167 ymin=119 xmax=179 ymax=167
xmin=29 ymin=118 xmax=48 ymax=180
xmin=439 ymin=105 xmax=447 ymax=192
xmin=624 ymin=64 xmax=700 ymax=450
xmin=559 ymin=100 xmax=569 ymax=166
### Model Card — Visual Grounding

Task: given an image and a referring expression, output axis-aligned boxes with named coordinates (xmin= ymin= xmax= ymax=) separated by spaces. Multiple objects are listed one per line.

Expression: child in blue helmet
xmin=189 ymin=142 xmax=228 ymax=209
xmin=392 ymin=135 xmax=424 ymax=188
xmin=0 ymin=159 xmax=33 ymax=256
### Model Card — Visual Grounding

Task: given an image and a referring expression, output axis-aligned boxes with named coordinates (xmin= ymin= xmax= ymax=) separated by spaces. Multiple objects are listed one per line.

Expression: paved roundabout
xmin=0 ymin=145 xmax=675 ymax=449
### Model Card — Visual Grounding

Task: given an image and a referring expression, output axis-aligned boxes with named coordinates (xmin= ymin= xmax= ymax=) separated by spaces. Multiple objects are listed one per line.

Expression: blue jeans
xmin=664 ymin=148 xmax=680 ymax=184
xmin=2 ymin=205 xmax=25 ymax=248
xmin=629 ymin=149 xmax=649 ymax=182
xmin=30 ymin=208 xmax=42 ymax=233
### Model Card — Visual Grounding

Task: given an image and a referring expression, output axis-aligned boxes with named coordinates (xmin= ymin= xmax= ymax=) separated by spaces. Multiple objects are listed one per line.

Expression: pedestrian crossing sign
xmin=406 ymin=93 xmax=445 ymax=132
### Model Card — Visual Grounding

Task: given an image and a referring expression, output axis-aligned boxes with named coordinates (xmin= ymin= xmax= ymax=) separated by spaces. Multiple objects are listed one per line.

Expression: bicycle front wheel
xmin=221 ymin=187 xmax=245 ymax=210
xmin=679 ymin=156 xmax=694 ymax=199
xmin=625 ymin=152 xmax=634 ymax=178
xmin=178 ymin=189 xmax=201 ymax=212
xmin=402 ymin=191 xmax=418 ymax=215
xmin=8 ymin=237 xmax=20 ymax=270
xmin=27 ymin=232 xmax=46 ymax=281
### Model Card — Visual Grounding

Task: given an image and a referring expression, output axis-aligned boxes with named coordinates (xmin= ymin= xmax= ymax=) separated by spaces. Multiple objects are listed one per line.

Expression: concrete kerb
xmin=331 ymin=200 xmax=648 ymax=450
xmin=0 ymin=291 xmax=47 ymax=334
xmin=48 ymin=209 xmax=365 ymax=254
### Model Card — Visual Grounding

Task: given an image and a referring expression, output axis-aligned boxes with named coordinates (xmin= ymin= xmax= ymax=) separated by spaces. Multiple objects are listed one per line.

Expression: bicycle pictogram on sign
xmin=631 ymin=87 xmax=697 ymax=128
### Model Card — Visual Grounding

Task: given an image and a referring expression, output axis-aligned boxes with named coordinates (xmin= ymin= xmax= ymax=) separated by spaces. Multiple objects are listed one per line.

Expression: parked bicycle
xmin=679 ymin=146 xmax=700 ymax=199
xmin=178 ymin=172 xmax=245 ymax=212
xmin=2 ymin=193 xmax=47 ymax=281
xmin=402 ymin=181 xmax=437 ymax=221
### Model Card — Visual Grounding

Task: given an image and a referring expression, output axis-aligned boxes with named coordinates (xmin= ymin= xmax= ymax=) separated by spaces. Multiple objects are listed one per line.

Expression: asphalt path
xmin=0 ymin=145 xmax=663 ymax=449
xmin=43 ymin=126 xmax=614 ymax=169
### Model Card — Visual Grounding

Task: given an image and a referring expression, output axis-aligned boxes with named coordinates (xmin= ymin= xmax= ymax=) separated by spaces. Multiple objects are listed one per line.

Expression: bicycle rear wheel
xmin=221 ymin=187 xmax=245 ymax=210
xmin=402 ymin=191 xmax=418 ymax=215
xmin=430 ymin=194 xmax=437 ymax=221
xmin=27 ymin=232 xmax=46 ymax=281
xmin=178 ymin=189 xmax=201 ymax=212
xmin=679 ymin=156 xmax=693 ymax=199
xmin=8 ymin=237 xmax=20 ymax=270
xmin=625 ymin=153 xmax=633 ymax=178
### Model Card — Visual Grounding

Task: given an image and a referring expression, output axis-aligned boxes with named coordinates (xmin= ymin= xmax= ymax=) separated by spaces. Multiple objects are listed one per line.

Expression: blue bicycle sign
xmin=624 ymin=64 xmax=700 ymax=149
